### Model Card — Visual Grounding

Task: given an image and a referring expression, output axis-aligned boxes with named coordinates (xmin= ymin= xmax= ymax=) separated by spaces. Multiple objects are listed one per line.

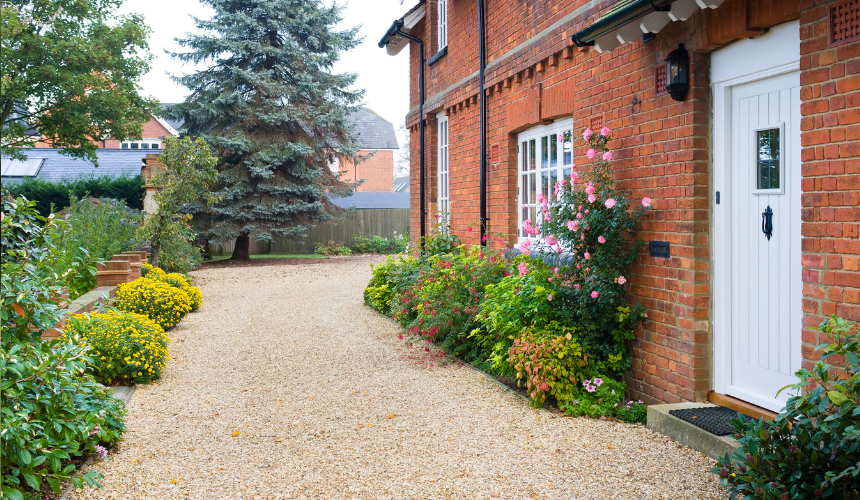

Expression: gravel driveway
xmin=70 ymin=257 xmax=724 ymax=500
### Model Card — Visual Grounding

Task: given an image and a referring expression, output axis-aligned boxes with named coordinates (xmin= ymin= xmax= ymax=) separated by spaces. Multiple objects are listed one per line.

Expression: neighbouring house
xmin=379 ymin=0 xmax=860 ymax=412
xmin=334 ymin=108 xmax=400 ymax=192
xmin=394 ymin=175 xmax=411 ymax=192
xmin=1 ymin=148 xmax=154 ymax=184
xmin=33 ymin=105 xmax=180 ymax=151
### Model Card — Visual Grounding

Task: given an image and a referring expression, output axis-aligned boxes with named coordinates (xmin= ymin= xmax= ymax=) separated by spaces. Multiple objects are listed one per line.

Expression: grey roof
xmin=330 ymin=192 xmax=409 ymax=209
xmin=393 ymin=176 xmax=409 ymax=192
xmin=347 ymin=108 xmax=399 ymax=150
xmin=160 ymin=103 xmax=185 ymax=132
xmin=1 ymin=148 xmax=152 ymax=184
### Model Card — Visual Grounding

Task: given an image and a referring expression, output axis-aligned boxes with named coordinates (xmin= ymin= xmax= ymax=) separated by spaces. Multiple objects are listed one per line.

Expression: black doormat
xmin=669 ymin=407 xmax=751 ymax=436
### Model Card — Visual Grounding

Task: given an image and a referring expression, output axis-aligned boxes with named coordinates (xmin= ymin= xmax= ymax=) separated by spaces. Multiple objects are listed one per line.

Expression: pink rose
xmin=583 ymin=128 xmax=593 ymax=141
xmin=518 ymin=261 xmax=529 ymax=276
xmin=642 ymin=197 xmax=652 ymax=207
xmin=566 ymin=220 xmax=577 ymax=231
xmin=585 ymin=209 xmax=589 ymax=214
xmin=617 ymin=276 xmax=627 ymax=285
xmin=591 ymin=290 xmax=599 ymax=298
xmin=584 ymin=252 xmax=590 ymax=260
xmin=536 ymin=193 xmax=546 ymax=203
xmin=585 ymin=182 xmax=596 ymax=195
xmin=576 ymin=213 xmax=583 ymax=219
xmin=598 ymin=235 xmax=606 ymax=244
xmin=604 ymin=198 xmax=617 ymax=209
xmin=602 ymin=151 xmax=612 ymax=161
xmin=546 ymin=234 xmax=557 ymax=246
xmin=586 ymin=148 xmax=596 ymax=159
xmin=574 ymin=284 xmax=581 ymax=289
xmin=578 ymin=205 xmax=583 ymax=211
xmin=554 ymin=183 xmax=560 ymax=196
xmin=521 ymin=203 xmax=526 ymax=209
xmin=547 ymin=294 xmax=553 ymax=301
xmin=587 ymin=194 xmax=597 ymax=204
xmin=559 ymin=179 xmax=566 ymax=186
xmin=600 ymin=126 xmax=610 ymax=137
xmin=543 ymin=211 xmax=551 ymax=222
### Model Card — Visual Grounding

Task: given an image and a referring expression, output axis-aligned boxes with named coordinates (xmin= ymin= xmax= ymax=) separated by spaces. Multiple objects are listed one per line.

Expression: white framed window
xmin=121 ymin=141 xmax=161 ymax=150
xmin=437 ymin=0 xmax=447 ymax=49
xmin=437 ymin=112 xmax=449 ymax=218
xmin=517 ymin=120 xmax=573 ymax=241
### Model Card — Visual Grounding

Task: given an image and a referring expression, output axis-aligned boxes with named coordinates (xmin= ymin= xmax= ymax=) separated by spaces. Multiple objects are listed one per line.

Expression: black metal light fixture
xmin=665 ymin=43 xmax=689 ymax=101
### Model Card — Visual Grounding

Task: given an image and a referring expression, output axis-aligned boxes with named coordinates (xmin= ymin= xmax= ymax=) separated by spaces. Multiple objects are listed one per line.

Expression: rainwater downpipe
xmin=477 ymin=0 xmax=488 ymax=246
xmin=392 ymin=22 xmax=427 ymax=246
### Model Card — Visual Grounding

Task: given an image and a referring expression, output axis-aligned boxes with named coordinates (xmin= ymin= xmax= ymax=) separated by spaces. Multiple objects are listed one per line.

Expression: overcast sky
xmin=118 ymin=0 xmax=413 ymax=146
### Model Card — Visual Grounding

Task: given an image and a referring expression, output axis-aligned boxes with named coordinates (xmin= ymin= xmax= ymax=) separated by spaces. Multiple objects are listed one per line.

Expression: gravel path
xmin=70 ymin=257 xmax=725 ymax=500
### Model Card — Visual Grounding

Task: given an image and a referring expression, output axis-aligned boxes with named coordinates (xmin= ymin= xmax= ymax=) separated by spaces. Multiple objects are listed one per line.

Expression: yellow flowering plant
xmin=63 ymin=311 xmax=171 ymax=385
xmin=164 ymin=272 xmax=201 ymax=311
xmin=115 ymin=277 xmax=191 ymax=329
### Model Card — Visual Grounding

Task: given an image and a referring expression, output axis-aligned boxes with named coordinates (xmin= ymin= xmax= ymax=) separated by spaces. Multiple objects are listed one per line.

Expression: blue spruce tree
xmin=165 ymin=0 xmax=363 ymax=259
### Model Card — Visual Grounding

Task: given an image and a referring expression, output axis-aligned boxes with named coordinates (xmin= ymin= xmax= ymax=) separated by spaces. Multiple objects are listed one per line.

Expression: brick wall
xmin=402 ymin=0 xmax=860 ymax=406
xmin=797 ymin=0 xmax=860 ymax=369
xmin=34 ymin=115 xmax=173 ymax=149
xmin=339 ymin=150 xmax=396 ymax=192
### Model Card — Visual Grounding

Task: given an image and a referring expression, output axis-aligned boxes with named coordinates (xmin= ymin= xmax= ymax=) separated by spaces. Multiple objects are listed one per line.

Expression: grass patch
xmin=208 ymin=254 xmax=327 ymax=261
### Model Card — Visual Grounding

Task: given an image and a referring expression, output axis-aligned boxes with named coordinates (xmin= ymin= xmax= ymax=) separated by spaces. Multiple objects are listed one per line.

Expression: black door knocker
xmin=762 ymin=205 xmax=773 ymax=241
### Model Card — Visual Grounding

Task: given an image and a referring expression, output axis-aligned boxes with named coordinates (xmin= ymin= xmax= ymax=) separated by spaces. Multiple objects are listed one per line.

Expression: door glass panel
xmin=756 ymin=128 xmax=780 ymax=190
xmin=541 ymin=136 xmax=548 ymax=169
xmin=550 ymin=134 xmax=558 ymax=168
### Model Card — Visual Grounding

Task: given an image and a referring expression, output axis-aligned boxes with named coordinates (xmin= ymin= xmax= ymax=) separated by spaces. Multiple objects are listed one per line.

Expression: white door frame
xmin=712 ymin=61 xmax=801 ymax=405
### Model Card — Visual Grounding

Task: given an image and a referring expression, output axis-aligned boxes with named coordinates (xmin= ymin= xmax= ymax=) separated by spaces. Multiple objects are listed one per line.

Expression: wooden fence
xmin=209 ymin=208 xmax=410 ymax=256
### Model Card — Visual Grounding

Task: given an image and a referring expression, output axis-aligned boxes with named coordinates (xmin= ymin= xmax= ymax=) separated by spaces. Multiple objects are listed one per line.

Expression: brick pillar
xmin=113 ymin=253 xmax=142 ymax=280
xmin=141 ymin=154 xmax=164 ymax=214
xmin=96 ymin=260 xmax=131 ymax=287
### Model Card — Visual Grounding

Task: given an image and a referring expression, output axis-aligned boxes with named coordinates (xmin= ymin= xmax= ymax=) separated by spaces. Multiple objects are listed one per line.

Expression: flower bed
xmin=365 ymin=126 xmax=652 ymax=424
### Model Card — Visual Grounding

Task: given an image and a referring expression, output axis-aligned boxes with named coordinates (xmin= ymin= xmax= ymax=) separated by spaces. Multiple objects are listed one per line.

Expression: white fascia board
xmin=153 ymin=114 xmax=180 ymax=137
xmin=385 ymin=3 xmax=424 ymax=56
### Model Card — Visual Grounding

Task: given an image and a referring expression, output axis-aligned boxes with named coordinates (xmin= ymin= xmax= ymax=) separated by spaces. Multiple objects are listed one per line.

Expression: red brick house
xmin=34 ymin=107 xmax=179 ymax=151
xmin=379 ymin=0 xmax=860 ymax=412
xmin=335 ymin=108 xmax=401 ymax=192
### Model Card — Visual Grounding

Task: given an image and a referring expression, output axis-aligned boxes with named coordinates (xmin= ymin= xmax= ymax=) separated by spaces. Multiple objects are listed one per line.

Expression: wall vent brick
xmin=655 ymin=64 xmax=668 ymax=96
xmin=830 ymin=0 xmax=860 ymax=47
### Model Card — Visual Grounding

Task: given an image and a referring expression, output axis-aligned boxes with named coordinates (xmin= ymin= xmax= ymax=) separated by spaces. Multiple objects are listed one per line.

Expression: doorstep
xmin=647 ymin=402 xmax=740 ymax=461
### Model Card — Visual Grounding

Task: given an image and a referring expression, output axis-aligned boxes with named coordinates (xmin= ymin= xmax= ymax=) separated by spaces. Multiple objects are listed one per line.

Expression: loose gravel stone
xmin=69 ymin=257 xmax=725 ymax=499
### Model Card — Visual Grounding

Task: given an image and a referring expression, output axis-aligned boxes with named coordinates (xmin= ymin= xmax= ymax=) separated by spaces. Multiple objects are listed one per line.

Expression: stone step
xmin=646 ymin=402 xmax=740 ymax=461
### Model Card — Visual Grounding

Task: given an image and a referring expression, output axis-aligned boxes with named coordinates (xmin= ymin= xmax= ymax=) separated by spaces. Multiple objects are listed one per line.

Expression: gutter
xmin=571 ymin=0 xmax=674 ymax=47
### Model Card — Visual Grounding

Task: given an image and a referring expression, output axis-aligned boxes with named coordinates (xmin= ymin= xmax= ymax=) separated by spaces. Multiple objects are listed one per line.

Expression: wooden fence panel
xmin=209 ymin=208 xmax=410 ymax=256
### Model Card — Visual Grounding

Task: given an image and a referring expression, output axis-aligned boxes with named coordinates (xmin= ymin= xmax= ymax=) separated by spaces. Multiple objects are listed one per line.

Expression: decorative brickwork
xmin=655 ymin=64 xmax=668 ymax=96
xmin=829 ymin=0 xmax=860 ymax=47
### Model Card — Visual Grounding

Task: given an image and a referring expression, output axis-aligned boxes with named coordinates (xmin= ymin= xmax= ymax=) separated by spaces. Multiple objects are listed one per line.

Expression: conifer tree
xmin=165 ymin=0 xmax=363 ymax=259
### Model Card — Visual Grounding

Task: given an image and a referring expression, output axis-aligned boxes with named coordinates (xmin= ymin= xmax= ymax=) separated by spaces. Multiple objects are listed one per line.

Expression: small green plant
xmin=561 ymin=377 xmax=630 ymax=419
xmin=63 ymin=311 xmax=171 ymax=385
xmin=713 ymin=315 xmax=859 ymax=500
xmin=114 ymin=277 xmax=191 ymax=330
xmin=314 ymin=240 xmax=352 ymax=256
xmin=353 ymin=233 xmax=407 ymax=254
xmin=509 ymin=322 xmax=586 ymax=407
xmin=614 ymin=399 xmax=648 ymax=424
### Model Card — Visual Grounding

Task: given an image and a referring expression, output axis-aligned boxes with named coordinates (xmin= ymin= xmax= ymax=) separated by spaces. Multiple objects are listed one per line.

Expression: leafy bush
xmin=353 ymin=233 xmax=407 ymax=254
xmin=614 ymin=399 xmax=648 ymax=424
xmin=163 ymin=272 xmax=201 ymax=311
xmin=63 ymin=311 xmax=171 ymax=385
xmin=115 ymin=277 xmax=191 ymax=330
xmin=5 ymin=175 xmax=145 ymax=216
xmin=1 ymin=193 xmax=127 ymax=498
xmin=714 ymin=315 xmax=859 ymax=500
xmin=155 ymin=217 xmax=203 ymax=274
xmin=562 ymin=377 xmax=632 ymax=420
xmin=364 ymin=255 xmax=410 ymax=313
xmin=509 ymin=322 xmax=586 ymax=406
xmin=314 ymin=240 xmax=352 ymax=255
xmin=420 ymin=213 xmax=461 ymax=256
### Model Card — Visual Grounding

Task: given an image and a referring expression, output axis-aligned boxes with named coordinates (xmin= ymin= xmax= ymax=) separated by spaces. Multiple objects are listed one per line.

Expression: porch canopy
xmin=572 ymin=0 xmax=726 ymax=53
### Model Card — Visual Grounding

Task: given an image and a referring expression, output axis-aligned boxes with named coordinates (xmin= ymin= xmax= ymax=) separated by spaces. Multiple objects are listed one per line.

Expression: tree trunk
xmin=150 ymin=239 xmax=160 ymax=268
xmin=231 ymin=233 xmax=251 ymax=260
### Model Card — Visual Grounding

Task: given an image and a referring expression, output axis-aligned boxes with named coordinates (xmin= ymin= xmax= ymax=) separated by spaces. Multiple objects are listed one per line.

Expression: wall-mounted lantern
xmin=665 ymin=43 xmax=689 ymax=101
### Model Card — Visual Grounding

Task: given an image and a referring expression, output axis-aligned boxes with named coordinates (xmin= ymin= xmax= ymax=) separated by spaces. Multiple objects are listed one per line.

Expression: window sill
xmin=427 ymin=46 xmax=448 ymax=66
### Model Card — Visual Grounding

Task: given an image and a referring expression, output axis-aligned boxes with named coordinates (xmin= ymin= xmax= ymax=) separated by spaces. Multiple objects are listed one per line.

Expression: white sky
xmin=118 ymin=0 xmax=413 ymax=145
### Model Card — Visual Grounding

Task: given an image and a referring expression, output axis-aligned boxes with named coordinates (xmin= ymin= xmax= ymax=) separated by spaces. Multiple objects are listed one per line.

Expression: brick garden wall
xmin=402 ymin=0 xmax=857 ymax=405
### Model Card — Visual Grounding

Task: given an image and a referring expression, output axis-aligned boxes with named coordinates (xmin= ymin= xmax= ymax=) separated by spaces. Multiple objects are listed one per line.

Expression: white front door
xmin=724 ymin=71 xmax=802 ymax=411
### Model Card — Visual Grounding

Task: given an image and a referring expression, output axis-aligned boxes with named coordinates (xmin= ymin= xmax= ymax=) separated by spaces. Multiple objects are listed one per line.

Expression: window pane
xmin=529 ymin=140 xmax=536 ymax=171
xmin=541 ymin=170 xmax=549 ymax=200
xmin=130 ymin=143 xmax=139 ymax=149
xmin=756 ymin=128 xmax=780 ymax=190
xmin=121 ymin=143 xmax=128 ymax=149
xmin=152 ymin=143 xmax=160 ymax=149
xmin=521 ymin=141 xmax=527 ymax=171
xmin=529 ymin=172 xmax=536 ymax=204
xmin=550 ymin=170 xmax=558 ymax=199
xmin=550 ymin=134 xmax=558 ymax=168
xmin=563 ymin=131 xmax=572 ymax=165
xmin=563 ymin=167 xmax=571 ymax=180
xmin=142 ymin=143 xmax=149 ymax=149
xmin=541 ymin=136 xmax=548 ymax=169
xmin=521 ymin=174 xmax=527 ymax=203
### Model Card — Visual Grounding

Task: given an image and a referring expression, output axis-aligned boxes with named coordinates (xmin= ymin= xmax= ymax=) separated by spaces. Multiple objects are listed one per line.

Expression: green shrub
xmin=561 ymin=377 xmax=630 ymax=419
xmin=353 ymin=233 xmax=407 ymax=254
xmin=509 ymin=322 xmax=586 ymax=407
xmin=63 ymin=311 xmax=171 ymax=385
xmin=314 ymin=240 xmax=352 ymax=255
xmin=614 ymin=399 xmax=647 ymax=424
xmin=6 ymin=175 xmax=145 ymax=216
xmin=713 ymin=315 xmax=859 ymax=500
xmin=156 ymin=219 xmax=202 ymax=274
xmin=1 ymin=193 xmax=127 ymax=497
xmin=115 ymin=277 xmax=191 ymax=330
xmin=364 ymin=256 xmax=406 ymax=313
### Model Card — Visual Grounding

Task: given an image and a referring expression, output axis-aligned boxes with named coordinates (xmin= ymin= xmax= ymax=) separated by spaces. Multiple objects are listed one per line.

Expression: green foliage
xmin=58 ymin=196 xmax=142 ymax=298
xmin=1 ymin=0 xmax=157 ymax=163
xmin=137 ymin=136 xmax=217 ymax=269
xmin=1 ymin=193 xmax=126 ymax=498
xmin=163 ymin=0 xmax=364 ymax=251
xmin=314 ymin=240 xmax=352 ymax=256
xmin=63 ymin=311 xmax=171 ymax=385
xmin=5 ymin=175 xmax=145 ymax=216
xmin=364 ymin=256 xmax=409 ymax=314
xmin=714 ymin=315 xmax=859 ymax=500
xmin=115 ymin=278 xmax=191 ymax=330
xmin=509 ymin=322 xmax=586 ymax=407
xmin=420 ymin=214 xmax=462 ymax=256
xmin=353 ymin=233 xmax=408 ymax=254
xmin=561 ymin=377 xmax=640 ymax=421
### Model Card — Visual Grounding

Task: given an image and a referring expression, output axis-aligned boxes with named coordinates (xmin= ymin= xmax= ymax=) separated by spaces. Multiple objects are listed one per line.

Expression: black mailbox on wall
xmin=649 ymin=241 xmax=670 ymax=258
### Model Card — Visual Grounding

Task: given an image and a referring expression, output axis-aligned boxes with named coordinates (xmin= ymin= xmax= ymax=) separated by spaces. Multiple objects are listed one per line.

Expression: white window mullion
xmin=437 ymin=113 xmax=449 ymax=221
xmin=438 ymin=0 xmax=447 ymax=49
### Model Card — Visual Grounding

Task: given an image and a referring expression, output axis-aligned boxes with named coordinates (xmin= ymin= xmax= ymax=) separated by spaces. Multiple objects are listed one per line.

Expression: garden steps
xmin=647 ymin=402 xmax=740 ymax=461
xmin=43 ymin=286 xmax=118 ymax=339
